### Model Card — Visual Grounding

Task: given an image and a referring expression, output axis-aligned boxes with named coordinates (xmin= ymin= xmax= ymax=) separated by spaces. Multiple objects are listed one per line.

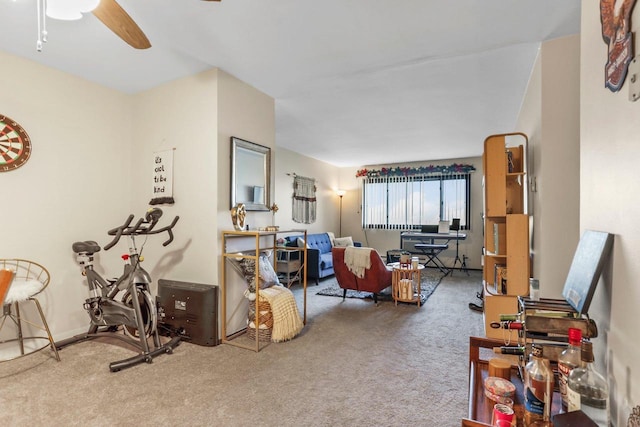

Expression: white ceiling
xmin=0 ymin=0 xmax=581 ymax=167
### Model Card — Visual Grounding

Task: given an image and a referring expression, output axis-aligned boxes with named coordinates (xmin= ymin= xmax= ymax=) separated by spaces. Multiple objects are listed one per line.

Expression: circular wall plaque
xmin=0 ymin=114 xmax=32 ymax=172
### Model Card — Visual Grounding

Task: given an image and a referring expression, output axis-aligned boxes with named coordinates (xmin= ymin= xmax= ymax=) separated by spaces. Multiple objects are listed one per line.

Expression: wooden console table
xmin=467 ymin=336 xmax=561 ymax=427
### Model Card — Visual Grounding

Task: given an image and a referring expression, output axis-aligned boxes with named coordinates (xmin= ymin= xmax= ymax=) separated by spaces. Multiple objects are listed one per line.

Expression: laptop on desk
xmin=419 ymin=221 xmax=451 ymax=234
xmin=420 ymin=224 xmax=439 ymax=233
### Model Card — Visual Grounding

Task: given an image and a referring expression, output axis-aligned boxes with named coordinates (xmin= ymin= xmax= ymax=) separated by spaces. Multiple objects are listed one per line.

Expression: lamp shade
xmin=336 ymin=190 xmax=346 ymax=197
xmin=47 ymin=0 xmax=100 ymax=20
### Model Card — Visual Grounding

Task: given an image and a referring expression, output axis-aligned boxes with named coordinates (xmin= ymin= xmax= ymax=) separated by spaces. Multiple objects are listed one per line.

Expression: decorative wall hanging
xmin=149 ymin=148 xmax=175 ymax=205
xmin=600 ymin=0 xmax=637 ymax=92
xmin=355 ymin=163 xmax=475 ymax=178
xmin=0 ymin=114 xmax=32 ymax=173
xmin=292 ymin=175 xmax=317 ymax=224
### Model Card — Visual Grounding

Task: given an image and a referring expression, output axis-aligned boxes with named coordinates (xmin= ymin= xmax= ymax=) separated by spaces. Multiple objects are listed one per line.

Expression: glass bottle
xmin=558 ymin=327 xmax=582 ymax=411
xmin=567 ymin=339 xmax=610 ymax=427
xmin=524 ymin=344 xmax=553 ymax=426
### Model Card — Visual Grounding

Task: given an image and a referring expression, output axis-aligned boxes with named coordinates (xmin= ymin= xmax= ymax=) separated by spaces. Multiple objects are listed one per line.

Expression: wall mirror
xmin=231 ymin=137 xmax=271 ymax=211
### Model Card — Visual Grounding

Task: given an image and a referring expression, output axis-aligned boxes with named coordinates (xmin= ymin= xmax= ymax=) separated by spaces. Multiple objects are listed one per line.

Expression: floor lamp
xmin=336 ymin=190 xmax=346 ymax=237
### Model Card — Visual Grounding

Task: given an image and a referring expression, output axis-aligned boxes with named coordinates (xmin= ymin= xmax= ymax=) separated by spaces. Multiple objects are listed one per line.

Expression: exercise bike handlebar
xmin=104 ymin=209 xmax=179 ymax=250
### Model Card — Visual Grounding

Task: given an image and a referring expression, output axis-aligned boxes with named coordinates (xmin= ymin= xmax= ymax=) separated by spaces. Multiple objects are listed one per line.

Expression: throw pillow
xmin=327 ymin=231 xmax=337 ymax=246
xmin=239 ymin=253 xmax=280 ymax=293
xmin=333 ymin=236 xmax=354 ymax=247
xmin=297 ymin=237 xmax=310 ymax=248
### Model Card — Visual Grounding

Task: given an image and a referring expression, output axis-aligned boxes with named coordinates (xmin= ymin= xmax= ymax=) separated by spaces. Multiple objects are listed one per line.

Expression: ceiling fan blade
xmin=92 ymin=0 xmax=151 ymax=50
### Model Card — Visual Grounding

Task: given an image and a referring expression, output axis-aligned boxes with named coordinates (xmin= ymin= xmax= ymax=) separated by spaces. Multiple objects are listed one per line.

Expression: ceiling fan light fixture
xmin=79 ymin=0 xmax=101 ymax=13
xmin=46 ymin=0 xmax=100 ymax=21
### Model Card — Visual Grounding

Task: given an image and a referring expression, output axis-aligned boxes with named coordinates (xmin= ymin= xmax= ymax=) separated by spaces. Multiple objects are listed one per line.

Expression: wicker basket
xmin=247 ymin=300 xmax=273 ymax=342
xmin=247 ymin=325 xmax=272 ymax=342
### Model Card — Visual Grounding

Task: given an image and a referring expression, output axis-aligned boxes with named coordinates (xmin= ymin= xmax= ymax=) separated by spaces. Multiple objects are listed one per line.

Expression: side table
xmin=276 ymin=247 xmax=303 ymax=288
xmin=390 ymin=262 xmax=424 ymax=307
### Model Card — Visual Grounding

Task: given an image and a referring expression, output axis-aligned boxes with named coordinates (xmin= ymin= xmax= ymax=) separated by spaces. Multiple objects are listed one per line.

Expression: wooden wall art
xmin=600 ymin=0 xmax=637 ymax=92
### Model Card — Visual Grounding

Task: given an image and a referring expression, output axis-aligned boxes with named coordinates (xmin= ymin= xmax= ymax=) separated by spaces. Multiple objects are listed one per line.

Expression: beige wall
xmin=216 ymin=69 xmax=276 ymax=334
xmin=131 ymin=69 xmax=219 ymax=292
xmin=273 ymin=147 xmax=341 ymax=234
xmin=515 ymin=34 xmax=581 ymax=298
xmin=217 ymin=69 xmax=276 ymax=232
xmin=0 ymin=51 xmax=134 ymax=337
xmin=581 ymin=1 xmax=640 ymax=423
xmin=0 ymin=52 xmax=276 ymax=342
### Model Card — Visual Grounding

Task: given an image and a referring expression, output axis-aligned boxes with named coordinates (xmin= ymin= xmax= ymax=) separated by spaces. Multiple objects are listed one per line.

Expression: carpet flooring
xmin=0 ymin=269 xmax=485 ymax=427
xmin=315 ymin=270 xmax=444 ymax=305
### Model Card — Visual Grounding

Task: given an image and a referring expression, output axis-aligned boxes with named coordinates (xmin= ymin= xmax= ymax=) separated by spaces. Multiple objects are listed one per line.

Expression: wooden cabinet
xmin=482 ymin=133 xmax=530 ymax=341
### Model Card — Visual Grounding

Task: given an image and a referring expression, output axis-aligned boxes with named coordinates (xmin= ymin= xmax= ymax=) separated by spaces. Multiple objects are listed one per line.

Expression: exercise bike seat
xmin=72 ymin=241 xmax=101 ymax=255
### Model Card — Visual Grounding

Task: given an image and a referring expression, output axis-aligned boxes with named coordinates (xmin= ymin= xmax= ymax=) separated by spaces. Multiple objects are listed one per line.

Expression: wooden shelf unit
xmin=221 ymin=229 xmax=307 ymax=352
xmin=482 ymin=133 xmax=530 ymax=341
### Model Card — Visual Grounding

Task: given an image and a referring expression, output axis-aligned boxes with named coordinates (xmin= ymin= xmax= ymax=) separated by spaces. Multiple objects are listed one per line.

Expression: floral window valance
xmin=356 ymin=163 xmax=476 ymax=178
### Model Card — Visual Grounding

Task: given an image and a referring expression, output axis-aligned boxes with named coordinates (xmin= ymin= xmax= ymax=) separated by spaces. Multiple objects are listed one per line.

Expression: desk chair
xmin=0 ymin=259 xmax=60 ymax=362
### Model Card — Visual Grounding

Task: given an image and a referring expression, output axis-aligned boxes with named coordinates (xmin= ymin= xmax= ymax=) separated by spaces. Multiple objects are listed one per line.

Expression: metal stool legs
xmin=0 ymin=259 xmax=60 ymax=362
xmin=1 ymin=298 xmax=61 ymax=362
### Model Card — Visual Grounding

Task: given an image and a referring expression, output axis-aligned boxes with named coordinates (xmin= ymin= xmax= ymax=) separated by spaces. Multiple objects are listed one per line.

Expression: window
xmin=362 ymin=173 xmax=471 ymax=230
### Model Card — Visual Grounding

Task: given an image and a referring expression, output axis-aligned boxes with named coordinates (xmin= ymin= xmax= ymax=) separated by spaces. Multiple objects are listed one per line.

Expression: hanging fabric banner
xmin=149 ymin=149 xmax=175 ymax=205
xmin=292 ymin=175 xmax=317 ymax=224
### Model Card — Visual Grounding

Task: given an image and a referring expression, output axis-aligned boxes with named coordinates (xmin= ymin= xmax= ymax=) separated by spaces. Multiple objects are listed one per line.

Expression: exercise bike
xmin=55 ymin=208 xmax=181 ymax=372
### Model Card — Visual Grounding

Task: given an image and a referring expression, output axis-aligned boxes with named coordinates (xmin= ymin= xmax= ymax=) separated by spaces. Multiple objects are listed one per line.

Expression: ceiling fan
xmin=89 ymin=0 xmax=221 ymax=50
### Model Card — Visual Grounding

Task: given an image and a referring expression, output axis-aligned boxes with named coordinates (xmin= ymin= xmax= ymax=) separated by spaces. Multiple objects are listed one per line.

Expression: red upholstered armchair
xmin=331 ymin=247 xmax=392 ymax=303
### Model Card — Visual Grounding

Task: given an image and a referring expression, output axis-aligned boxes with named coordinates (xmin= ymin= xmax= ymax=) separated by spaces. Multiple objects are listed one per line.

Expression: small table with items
xmin=276 ymin=247 xmax=304 ymax=288
xmin=389 ymin=262 xmax=424 ymax=307
xmin=465 ymin=336 xmax=561 ymax=427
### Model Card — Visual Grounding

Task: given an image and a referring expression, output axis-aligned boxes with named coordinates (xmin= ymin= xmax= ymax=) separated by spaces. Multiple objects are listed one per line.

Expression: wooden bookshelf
xmin=482 ymin=133 xmax=530 ymax=341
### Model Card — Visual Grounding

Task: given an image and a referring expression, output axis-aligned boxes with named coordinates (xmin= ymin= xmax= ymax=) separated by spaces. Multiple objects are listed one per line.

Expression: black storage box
xmin=386 ymin=249 xmax=411 ymax=264
xmin=157 ymin=279 xmax=219 ymax=346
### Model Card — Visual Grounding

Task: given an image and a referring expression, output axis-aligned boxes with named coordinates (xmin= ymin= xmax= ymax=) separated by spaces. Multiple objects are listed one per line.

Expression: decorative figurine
xmin=231 ymin=203 xmax=246 ymax=231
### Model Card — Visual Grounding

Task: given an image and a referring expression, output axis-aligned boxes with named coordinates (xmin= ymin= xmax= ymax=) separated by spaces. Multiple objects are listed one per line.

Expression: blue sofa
xmin=284 ymin=233 xmax=361 ymax=285
xmin=284 ymin=232 xmax=333 ymax=285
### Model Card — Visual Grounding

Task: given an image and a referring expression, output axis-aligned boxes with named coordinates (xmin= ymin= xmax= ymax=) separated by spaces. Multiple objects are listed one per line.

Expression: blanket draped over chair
xmin=258 ymin=286 xmax=303 ymax=342
xmin=331 ymin=247 xmax=393 ymax=303
xmin=0 ymin=269 xmax=14 ymax=305
xmin=344 ymin=246 xmax=372 ymax=278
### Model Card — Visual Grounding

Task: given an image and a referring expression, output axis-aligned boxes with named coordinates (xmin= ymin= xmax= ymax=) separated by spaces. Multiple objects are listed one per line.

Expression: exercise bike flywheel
xmin=121 ymin=288 xmax=157 ymax=339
